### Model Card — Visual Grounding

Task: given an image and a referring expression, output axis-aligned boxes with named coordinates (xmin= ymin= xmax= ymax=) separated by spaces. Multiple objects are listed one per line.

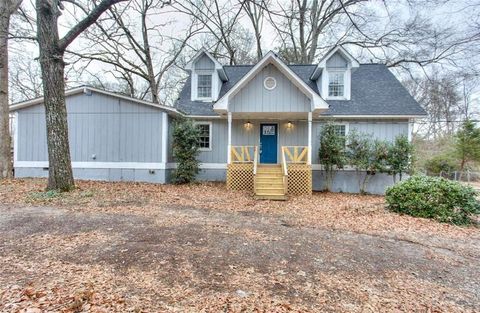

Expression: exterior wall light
xmin=245 ymin=121 xmax=253 ymax=129
xmin=286 ymin=121 xmax=293 ymax=129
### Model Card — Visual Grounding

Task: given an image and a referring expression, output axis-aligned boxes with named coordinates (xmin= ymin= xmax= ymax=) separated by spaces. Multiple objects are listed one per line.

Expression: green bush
xmin=386 ymin=175 xmax=480 ymax=225
xmin=424 ymin=154 xmax=458 ymax=175
xmin=172 ymin=118 xmax=200 ymax=184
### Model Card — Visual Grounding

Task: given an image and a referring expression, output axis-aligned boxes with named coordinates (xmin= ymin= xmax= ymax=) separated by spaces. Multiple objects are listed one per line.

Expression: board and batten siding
xmin=16 ymin=92 xmax=165 ymax=164
xmin=194 ymin=54 xmax=215 ymax=70
xmin=311 ymin=120 xmax=409 ymax=164
xmin=167 ymin=118 xmax=228 ymax=164
xmin=230 ymin=64 xmax=311 ymax=113
xmin=326 ymin=52 xmax=348 ymax=69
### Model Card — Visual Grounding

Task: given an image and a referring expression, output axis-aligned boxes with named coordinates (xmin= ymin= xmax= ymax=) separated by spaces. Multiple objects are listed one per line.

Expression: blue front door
xmin=260 ymin=123 xmax=278 ymax=163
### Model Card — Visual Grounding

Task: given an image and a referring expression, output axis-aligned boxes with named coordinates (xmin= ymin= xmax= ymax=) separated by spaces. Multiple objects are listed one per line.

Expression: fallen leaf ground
xmin=0 ymin=179 xmax=479 ymax=312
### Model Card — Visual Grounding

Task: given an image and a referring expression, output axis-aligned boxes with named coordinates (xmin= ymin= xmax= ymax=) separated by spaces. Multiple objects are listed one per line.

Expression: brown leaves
xmin=0 ymin=178 xmax=479 ymax=312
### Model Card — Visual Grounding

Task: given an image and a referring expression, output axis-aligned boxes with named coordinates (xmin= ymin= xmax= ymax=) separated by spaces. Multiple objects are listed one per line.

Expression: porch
xmin=226 ymin=145 xmax=312 ymax=200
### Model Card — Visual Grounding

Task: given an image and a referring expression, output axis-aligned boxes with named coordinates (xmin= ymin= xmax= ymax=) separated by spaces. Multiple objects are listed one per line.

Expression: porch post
xmin=307 ymin=112 xmax=312 ymax=165
xmin=227 ymin=112 xmax=232 ymax=164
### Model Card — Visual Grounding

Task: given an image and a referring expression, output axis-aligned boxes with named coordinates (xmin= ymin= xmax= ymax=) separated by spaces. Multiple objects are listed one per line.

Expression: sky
xmin=8 ymin=0 xmax=480 ymax=107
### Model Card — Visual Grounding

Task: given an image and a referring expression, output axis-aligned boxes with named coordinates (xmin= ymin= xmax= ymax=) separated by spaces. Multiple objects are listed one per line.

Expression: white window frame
xmin=196 ymin=72 xmax=213 ymax=100
xmin=330 ymin=122 xmax=350 ymax=148
xmin=321 ymin=68 xmax=352 ymax=100
xmin=195 ymin=121 xmax=213 ymax=151
xmin=332 ymin=122 xmax=349 ymax=137
xmin=192 ymin=70 xmax=215 ymax=102
xmin=327 ymin=70 xmax=346 ymax=99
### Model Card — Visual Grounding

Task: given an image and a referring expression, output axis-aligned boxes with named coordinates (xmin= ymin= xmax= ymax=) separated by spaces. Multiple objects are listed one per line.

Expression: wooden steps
xmin=254 ymin=165 xmax=287 ymax=200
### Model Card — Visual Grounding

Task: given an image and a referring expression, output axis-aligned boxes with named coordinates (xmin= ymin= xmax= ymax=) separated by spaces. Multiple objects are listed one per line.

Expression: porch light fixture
xmin=244 ymin=121 xmax=253 ymax=129
xmin=286 ymin=121 xmax=293 ymax=129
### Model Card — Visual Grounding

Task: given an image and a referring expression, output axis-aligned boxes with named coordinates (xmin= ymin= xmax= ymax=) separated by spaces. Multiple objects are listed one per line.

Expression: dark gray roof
xmin=174 ymin=63 xmax=426 ymax=117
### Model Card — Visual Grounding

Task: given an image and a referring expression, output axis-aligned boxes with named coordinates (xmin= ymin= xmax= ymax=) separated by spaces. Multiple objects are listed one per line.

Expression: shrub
xmin=318 ymin=122 xmax=347 ymax=191
xmin=424 ymin=154 xmax=458 ymax=175
xmin=386 ymin=135 xmax=414 ymax=183
xmin=386 ymin=175 xmax=480 ymax=225
xmin=172 ymin=118 xmax=200 ymax=184
xmin=346 ymin=130 xmax=389 ymax=194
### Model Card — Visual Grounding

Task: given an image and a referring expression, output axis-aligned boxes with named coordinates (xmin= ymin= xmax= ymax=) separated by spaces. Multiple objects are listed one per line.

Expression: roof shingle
xmin=174 ymin=63 xmax=426 ymax=117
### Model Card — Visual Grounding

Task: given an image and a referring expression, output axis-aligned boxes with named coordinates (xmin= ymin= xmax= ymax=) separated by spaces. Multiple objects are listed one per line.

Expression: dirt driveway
xmin=0 ymin=179 xmax=479 ymax=312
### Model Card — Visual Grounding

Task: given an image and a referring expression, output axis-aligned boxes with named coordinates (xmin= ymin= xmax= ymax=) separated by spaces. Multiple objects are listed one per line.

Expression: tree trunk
xmin=36 ymin=0 xmax=74 ymax=191
xmin=0 ymin=9 xmax=13 ymax=178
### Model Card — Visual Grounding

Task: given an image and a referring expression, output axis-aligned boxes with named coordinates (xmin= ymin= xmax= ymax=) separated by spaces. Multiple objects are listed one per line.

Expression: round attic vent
xmin=264 ymin=77 xmax=277 ymax=90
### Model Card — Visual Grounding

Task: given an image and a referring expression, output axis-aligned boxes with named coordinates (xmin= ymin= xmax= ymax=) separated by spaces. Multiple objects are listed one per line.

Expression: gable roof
xmin=214 ymin=51 xmax=328 ymax=114
xmin=185 ymin=48 xmax=228 ymax=81
xmin=175 ymin=63 xmax=426 ymax=117
xmin=311 ymin=46 xmax=360 ymax=80
xmin=10 ymin=86 xmax=180 ymax=115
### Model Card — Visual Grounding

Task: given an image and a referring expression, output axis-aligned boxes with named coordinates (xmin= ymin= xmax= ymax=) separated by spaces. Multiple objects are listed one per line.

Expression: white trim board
xmin=14 ymin=161 xmax=228 ymax=170
xmin=14 ymin=161 xmax=167 ymax=170
xmin=9 ymin=86 xmax=180 ymax=115
xmin=318 ymin=115 xmax=426 ymax=119
xmin=166 ymin=163 xmax=227 ymax=169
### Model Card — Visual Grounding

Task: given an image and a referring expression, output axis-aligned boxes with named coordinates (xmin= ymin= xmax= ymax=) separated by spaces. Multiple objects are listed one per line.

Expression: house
xmin=10 ymin=47 xmax=426 ymax=198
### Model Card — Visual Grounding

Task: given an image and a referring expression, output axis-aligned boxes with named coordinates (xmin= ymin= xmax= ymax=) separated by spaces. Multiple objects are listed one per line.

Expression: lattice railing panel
xmin=227 ymin=163 xmax=254 ymax=191
xmin=287 ymin=164 xmax=312 ymax=195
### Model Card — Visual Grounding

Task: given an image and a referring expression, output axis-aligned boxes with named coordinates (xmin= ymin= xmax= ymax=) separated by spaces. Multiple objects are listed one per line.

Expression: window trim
xmin=331 ymin=122 xmax=349 ymax=137
xmin=331 ymin=122 xmax=350 ymax=147
xmin=196 ymin=73 xmax=213 ymax=100
xmin=327 ymin=70 xmax=346 ymax=99
xmin=194 ymin=121 xmax=213 ymax=151
xmin=263 ymin=76 xmax=277 ymax=90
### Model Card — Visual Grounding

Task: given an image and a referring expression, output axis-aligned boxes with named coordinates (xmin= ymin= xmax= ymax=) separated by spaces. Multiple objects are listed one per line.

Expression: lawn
xmin=0 ymin=179 xmax=479 ymax=312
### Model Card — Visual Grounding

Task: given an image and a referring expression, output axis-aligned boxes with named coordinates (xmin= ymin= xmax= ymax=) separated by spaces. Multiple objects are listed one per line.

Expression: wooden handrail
xmin=253 ymin=146 xmax=259 ymax=175
xmin=281 ymin=147 xmax=288 ymax=194
xmin=281 ymin=146 xmax=288 ymax=176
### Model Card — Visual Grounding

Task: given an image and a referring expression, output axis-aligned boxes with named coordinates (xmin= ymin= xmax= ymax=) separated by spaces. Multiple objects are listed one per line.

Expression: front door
xmin=260 ymin=123 xmax=278 ymax=163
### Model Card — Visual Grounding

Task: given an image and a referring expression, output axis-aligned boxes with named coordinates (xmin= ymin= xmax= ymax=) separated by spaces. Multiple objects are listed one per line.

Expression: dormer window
xmin=197 ymin=74 xmax=212 ymax=98
xmin=328 ymin=71 xmax=345 ymax=97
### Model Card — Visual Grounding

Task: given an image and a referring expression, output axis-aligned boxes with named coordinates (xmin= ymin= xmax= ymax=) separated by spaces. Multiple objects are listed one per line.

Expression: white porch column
xmin=307 ymin=112 xmax=312 ymax=165
xmin=407 ymin=118 xmax=413 ymax=142
xmin=227 ymin=112 xmax=232 ymax=164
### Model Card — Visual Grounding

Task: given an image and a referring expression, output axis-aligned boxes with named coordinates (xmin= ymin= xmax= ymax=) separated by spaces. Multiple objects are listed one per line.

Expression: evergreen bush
xmin=172 ymin=118 xmax=200 ymax=184
xmin=386 ymin=175 xmax=480 ymax=225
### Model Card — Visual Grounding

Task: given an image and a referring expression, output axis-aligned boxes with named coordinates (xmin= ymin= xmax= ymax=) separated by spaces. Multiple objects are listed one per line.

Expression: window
xmin=197 ymin=74 xmax=212 ymax=98
xmin=333 ymin=124 xmax=346 ymax=137
xmin=196 ymin=123 xmax=211 ymax=150
xmin=264 ymin=77 xmax=277 ymax=90
xmin=328 ymin=72 xmax=345 ymax=97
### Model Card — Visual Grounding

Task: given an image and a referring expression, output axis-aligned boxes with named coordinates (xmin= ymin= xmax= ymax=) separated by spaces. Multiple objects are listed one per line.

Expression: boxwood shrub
xmin=385 ymin=175 xmax=480 ymax=225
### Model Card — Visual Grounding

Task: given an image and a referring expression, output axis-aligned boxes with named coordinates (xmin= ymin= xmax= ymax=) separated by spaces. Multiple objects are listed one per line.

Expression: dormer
xmin=185 ymin=49 xmax=228 ymax=102
xmin=310 ymin=46 xmax=359 ymax=101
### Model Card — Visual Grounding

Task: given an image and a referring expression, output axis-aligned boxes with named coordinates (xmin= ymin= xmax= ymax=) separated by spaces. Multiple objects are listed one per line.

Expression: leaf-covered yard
xmin=0 ymin=179 xmax=479 ymax=312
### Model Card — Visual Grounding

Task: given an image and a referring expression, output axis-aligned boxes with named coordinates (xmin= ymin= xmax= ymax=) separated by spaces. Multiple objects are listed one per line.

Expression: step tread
xmin=254 ymin=195 xmax=287 ymax=200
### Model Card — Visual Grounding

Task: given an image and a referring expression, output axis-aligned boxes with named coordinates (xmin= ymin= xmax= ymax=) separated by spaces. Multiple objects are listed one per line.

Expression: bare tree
xmin=242 ymin=0 xmax=268 ymax=61
xmin=69 ymin=0 xmax=198 ymax=104
xmin=36 ymin=0 xmax=127 ymax=191
xmin=265 ymin=0 xmax=367 ymax=64
xmin=0 ymin=0 xmax=22 ymax=179
xmin=405 ymin=75 xmax=463 ymax=139
xmin=8 ymin=53 xmax=42 ymax=103
xmin=174 ymin=0 xmax=246 ymax=65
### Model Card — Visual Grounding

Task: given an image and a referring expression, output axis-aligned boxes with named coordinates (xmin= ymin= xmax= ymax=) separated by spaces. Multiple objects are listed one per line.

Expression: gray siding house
xmin=11 ymin=47 xmax=426 ymax=195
